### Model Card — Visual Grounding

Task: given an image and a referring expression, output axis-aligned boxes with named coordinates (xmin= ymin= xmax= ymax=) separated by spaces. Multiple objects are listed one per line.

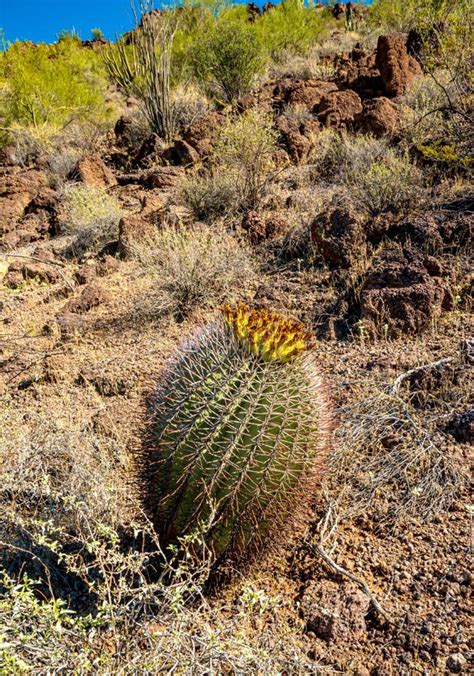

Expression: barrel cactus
xmin=141 ymin=304 xmax=332 ymax=569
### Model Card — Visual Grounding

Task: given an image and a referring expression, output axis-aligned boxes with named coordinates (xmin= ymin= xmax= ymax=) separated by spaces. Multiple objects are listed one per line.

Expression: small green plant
xmin=355 ymin=154 xmax=425 ymax=216
xmin=91 ymin=27 xmax=104 ymax=40
xmin=140 ymin=304 xmax=332 ymax=569
xmin=182 ymin=109 xmax=280 ymax=220
xmin=311 ymin=132 xmax=426 ymax=216
xmin=214 ymin=109 xmax=280 ymax=211
xmin=62 ymin=183 xmax=123 ymax=254
xmin=191 ymin=18 xmax=266 ymax=103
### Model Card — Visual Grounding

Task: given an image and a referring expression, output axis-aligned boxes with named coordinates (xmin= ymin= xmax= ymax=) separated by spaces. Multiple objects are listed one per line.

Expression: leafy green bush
xmin=255 ymin=0 xmax=333 ymax=61
xmin=214 ymin=109 xmax=280 ymax=210
xmin=369 ymin=0 xmax=469 ymax=32
xmin=191 ymin=17 xmax=266 ymax=103
xmin=0 ymin=35 xmax=111 ymax=138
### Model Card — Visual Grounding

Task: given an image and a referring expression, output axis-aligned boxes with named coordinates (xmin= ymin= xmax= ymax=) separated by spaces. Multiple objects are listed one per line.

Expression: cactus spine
xmin=142 ymin=304 xmax=331 ymax=568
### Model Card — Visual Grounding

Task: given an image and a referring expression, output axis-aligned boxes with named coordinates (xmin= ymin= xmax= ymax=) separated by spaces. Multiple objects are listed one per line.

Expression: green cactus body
xmin=143 ymin=305 xmax=331 ymax=566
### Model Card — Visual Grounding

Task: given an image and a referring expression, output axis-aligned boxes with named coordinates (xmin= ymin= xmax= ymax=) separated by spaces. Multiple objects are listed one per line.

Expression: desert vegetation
xmin=0 ymin=0 xmax=472 ymax=673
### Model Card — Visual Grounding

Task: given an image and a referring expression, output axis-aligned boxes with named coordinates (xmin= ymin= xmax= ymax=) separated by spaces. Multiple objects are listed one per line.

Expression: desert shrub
xmin=371 ymin=1 xmax=473 ymax=167
xmin=182 ymin=110 xmax=280 ymax=221
xmin=170 ymin=0 xmax=216 ymax=83
xmin=0 ymin=35 xmax=111 ymax=141
xmin=311 ymin=131 xmax=426 ymax=216
xmin=330 ymin=388 xmax=467 ymax=527
xmin=1 ymin=123 xmax=54 ymax=166
xmin=255 ymin=0 xmax=333 ymax=61
xmin=181 ymin=171 xmax=240 ymax=221
xmin=132 ymin=225 xmax=256 ymax=319
xmin=355 ymin=155 xmax=425 ymax=216
xmin=171 ymin=82 xmax=211 ymax=132
xmin=46 ymin=123 xmax=107 ymax=186
xmin=61 ymin=184 xmax=123 ymax=255
xmin=191 ymin=18 xmax=266 ymax=103
xmin=0 ymin=393 xmax=129 ymax=528
xmin=216 ymin=109 xmax=280 ymax=209
xmin=369 ymin=0 xmax=453 ymax=32
xmin=0 ymin=384 xmax=311 ymax=670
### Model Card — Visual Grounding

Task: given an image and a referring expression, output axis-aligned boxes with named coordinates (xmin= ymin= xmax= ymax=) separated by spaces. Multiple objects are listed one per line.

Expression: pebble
xmin=446 ymin=653 xmax=467 ymax=673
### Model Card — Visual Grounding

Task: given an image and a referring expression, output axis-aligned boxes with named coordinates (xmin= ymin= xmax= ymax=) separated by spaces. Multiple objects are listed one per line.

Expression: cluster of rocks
xmin=311 ymin=205 xmax=472 ymax=338
xmin=109 ymin=32 xmax=421 ymax=171
xmin=1 ymin=30 xmax=470 ymax=340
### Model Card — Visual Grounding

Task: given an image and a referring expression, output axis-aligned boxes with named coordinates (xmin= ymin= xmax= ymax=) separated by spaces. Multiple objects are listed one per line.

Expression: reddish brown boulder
xmin=275 ymin=115 xmax=311 ymax=162
xmin=360 ymin=248 xmax=454 ymax=337
xmin=144 ymin=166 xmax=185 ymax=190
xmin=63 ymin=282 xmax=110 ymax=314
xmin=69 ymin=155 xmax=117 ymax=189
xmin=300 ymin=581 xmax=370 ymax=644
xmin=237 ymin=85 xmax=274 ymax=113
xmin=0 ymin=169 xmax=50 ymax=247
xmin=283 ymin=80 xmax=338 ymax=110
xmin=376 ymin=34 xmax=423 ymax=97
xmin=387 ymin=211 xmax=473 ymax=253
xmin=311 ymin=208 xmax=364 ymax=269
xmin=317 ymin=89 xmax=363 ymax=128
xmin=118 ymin=214 xmax=156 ymax=259
xmin=358 ymin=96 xmax=400 ymax=137
xmin=242 ymin=210 xmax=289 ymax=244
xmin=0 ymin=170 xmax=49 ymax=214
xmin=182 ymin=111 xmax=227 ymax=158
xmin=3 ymin=259 xmax=62 ymax=288
xmin=134 ymin=133 xmax=167 ymax=166
xmin=114 ymin=115 xmax=136 ymax=148
xmin=139 ymin=191 xmax=165 ymax=221
xmin=168 ymin=139 xmax=200 ymax=166
xmin=336 ymin=47 xmax=382 ymax=98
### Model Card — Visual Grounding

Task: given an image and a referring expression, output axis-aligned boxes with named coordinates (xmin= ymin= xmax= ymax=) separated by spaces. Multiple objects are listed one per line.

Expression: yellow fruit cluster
xmin=222 ymin=303 xmax=313 ymax=362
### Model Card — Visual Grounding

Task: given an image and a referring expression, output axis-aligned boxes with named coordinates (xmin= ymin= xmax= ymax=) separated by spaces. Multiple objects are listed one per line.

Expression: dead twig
xmin=311 ymin=497 xmax=394 ymax=625
xmin=310 ymin=541 xmax=394 ymax=624
xmin=389 ymin=357 xmax=455 ymax=396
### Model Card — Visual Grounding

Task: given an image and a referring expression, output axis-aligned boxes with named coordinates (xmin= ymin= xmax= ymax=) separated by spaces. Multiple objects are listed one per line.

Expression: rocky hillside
xmin=0 ymin=2 xmax=472 ymax=673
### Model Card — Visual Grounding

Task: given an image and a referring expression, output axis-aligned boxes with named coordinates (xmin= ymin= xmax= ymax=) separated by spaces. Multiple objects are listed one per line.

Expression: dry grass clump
xmin=0 ymin=395 xmax=313 ymax=673
xmin=328 ymin=386 xmax=468 ymax=529
xmin=171 ymin=83 xmax=211 ymax=132
xmin=132 ymin=224 xmax=257 ymax=320
xmin=61 ymin=183 xmax=123 ymax=256
xmin=268 ymin=48 xmax=337 ymax=81
xmin=0 ymin=392 xmax=130 ymax=529
xmin=5 ymin=120 xmax=109 ymax=184
xmin=181 ymin=172 xmax=241 ymax=222
xmin=310 ymin=130 xmax=427 ymax=216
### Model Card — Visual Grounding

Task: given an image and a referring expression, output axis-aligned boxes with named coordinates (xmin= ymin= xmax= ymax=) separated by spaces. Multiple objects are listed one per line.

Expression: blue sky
xmin=1 ymin=1 xmax=371 ymax=45
xmin=1 ymin=0 xmax=138 ymax=44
